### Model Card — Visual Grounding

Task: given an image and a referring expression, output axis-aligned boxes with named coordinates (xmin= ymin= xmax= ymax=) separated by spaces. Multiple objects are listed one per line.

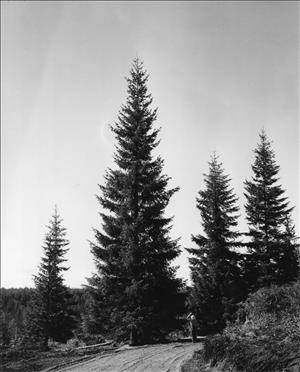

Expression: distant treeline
xmin=0 ymin=288 xmax=89 ymax=346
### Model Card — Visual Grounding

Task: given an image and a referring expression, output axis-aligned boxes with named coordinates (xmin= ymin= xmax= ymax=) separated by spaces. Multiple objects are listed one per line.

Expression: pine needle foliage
xmin=88 ymin=59 xmax=184 ymax=344
xmin=187 ymin=155 xmax=244 ymax=334
xmin=26 ymin=208 xmax=75 ymax=348
xmin=244 ymin=131 xmax=299 ymax=290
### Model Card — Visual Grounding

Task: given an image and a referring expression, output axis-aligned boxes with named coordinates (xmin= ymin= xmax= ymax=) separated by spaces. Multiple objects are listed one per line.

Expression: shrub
xmin=202 ymin=282 xmax=300 ymax=372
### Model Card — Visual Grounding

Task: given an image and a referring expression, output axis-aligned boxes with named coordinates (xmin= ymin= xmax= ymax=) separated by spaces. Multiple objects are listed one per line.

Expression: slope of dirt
xmin=55 ymin=342 xmax=203 ymax=372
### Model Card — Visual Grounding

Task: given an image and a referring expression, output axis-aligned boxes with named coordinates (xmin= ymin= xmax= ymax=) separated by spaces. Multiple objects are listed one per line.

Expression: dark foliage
xmin=25 ymin=208 xmax=76 ymax=348
xmin=78 ymin=284 xmax=107 ymax=337
xmin=202 ymin=282 xmax=300 ymax=372
xmin=187 ymin=155 xmax=245 ymax=334
xmin=0 ymin=287 xmax=94 ymax=350
xmin=0 ymin=288 xmax=34 ymax=347
xmin=88 ymin=58 xmax=185 ymax=344
xmin=244 ymin=131 xmax=299 ymax=290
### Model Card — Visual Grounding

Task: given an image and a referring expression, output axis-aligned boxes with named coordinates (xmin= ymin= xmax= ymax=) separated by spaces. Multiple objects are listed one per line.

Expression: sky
xmin=1 ymin=1 xmax=299 ymax=288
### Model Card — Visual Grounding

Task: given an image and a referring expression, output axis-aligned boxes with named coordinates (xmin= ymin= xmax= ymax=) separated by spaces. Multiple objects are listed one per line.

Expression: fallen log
xmin=75 ymin=340 xmax=113 ymax=350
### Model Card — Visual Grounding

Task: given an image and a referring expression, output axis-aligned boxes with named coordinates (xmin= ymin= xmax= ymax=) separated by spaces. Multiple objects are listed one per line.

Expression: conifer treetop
xmin=35 ymin=207 xmax=69 ymax=287
xmin=111 ymin=60 xmax=162 ymax=172
xmin=194 ymin=153 xmax=240 ymax=245
xmin=245 ymin=130 xmax=293 ymax=241
xmin=251 ymin=130 xmax=280 ymax=183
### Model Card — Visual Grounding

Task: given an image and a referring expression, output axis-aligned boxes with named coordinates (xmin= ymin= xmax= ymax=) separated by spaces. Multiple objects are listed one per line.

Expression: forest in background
xmin=0 ymin=288 xmax=89 ymax=347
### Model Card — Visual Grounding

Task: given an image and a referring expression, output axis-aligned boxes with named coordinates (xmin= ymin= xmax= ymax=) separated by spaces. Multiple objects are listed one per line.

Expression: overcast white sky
xmin=1 ymin=1 xmax=299 ymax=288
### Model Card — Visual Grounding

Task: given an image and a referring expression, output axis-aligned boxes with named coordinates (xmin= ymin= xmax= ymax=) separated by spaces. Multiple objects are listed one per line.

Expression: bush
xmin=237 ymin=282 xmax=300 ymax=321
xmin=202 ymin=282 xmax=300 ymax=372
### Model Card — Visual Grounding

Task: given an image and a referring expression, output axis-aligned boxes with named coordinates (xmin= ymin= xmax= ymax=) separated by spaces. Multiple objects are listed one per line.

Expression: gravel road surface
xmin=57 ymin=342 xmax=202 ymax=372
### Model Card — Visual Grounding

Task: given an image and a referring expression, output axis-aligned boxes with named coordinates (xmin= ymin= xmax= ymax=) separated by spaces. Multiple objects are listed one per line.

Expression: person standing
xmin=187 ymin=313 xmax=198 ymax=343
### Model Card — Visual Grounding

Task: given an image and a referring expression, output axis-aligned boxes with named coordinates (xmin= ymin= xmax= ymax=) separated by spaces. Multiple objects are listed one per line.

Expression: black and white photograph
xmin=1 ymin=1 xmax=299 ymax=371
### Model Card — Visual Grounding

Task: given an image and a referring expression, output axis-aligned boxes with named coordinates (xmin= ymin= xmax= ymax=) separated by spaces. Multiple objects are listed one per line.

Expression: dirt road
xmin=57 ymin=342 xmax=202 ymax=372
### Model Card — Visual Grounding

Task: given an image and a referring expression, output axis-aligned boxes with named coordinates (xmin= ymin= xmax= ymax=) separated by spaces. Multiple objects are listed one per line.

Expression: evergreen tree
xmin=244 ymin=131 xmax=299 ymax=290
xmin=26 ymin=208 xmax=75 ymax=348
xmin=187 ymin=155 xmax=244 ymax=334
xmin=89 ymin=59 xmax=184 ymax=344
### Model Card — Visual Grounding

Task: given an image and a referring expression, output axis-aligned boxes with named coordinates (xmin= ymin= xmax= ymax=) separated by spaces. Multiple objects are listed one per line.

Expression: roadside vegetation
xmin=184 ymin=282 xmax=300 ymax=372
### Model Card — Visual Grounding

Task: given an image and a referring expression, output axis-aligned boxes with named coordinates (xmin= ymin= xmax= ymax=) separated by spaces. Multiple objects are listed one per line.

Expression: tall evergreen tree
xmin=244 ymin=131 xmax=299 ymax=290
xmin=88 ymin=59 xmax=184 ymax=344
xmin=26 ymin=208 xmax=75 ymax=348
xmin=187 ymin=155 xmax=244 ymax=334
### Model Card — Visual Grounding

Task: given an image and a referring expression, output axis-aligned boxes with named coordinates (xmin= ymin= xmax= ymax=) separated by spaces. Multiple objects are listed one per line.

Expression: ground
xmin=48 ymin=342 xmax=203 ymax=372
